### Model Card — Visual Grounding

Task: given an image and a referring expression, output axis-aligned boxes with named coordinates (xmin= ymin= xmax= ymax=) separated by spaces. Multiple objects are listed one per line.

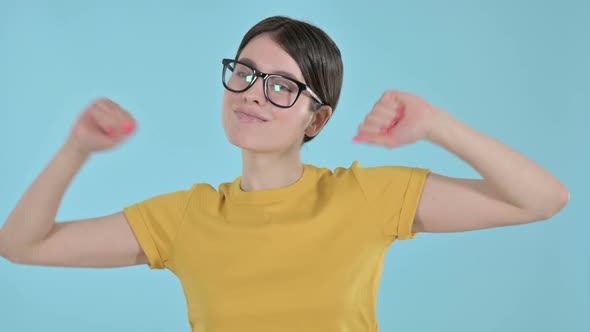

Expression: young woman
xmin=0 ymin=16 xmax=569 ymax=332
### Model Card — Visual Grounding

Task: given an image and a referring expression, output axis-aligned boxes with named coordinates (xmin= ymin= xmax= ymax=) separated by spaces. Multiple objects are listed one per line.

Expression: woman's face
xmin=222 ymin=34 xmax=317 ymax=153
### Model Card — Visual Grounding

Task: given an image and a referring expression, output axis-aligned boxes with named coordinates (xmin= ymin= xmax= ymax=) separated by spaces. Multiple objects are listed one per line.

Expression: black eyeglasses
xmin=221 ymin=58 xmax=327 ymax=109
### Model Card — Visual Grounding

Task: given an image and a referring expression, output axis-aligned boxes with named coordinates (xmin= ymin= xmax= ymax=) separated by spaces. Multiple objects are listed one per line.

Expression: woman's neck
xmin=240 ymin=150 xmax=304 ymax=192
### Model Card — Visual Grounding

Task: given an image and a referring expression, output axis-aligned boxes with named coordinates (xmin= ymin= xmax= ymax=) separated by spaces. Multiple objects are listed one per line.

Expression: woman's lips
xmin=235 ymin=110 xmax=268 ymax=123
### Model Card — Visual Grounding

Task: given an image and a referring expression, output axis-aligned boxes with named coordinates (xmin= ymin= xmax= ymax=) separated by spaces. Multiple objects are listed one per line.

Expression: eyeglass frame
xmin=221 ymin=58 xmax=328 ymax=109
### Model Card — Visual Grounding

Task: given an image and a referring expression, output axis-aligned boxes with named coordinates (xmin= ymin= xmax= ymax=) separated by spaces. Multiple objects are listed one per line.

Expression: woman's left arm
xmin=353 ymin=91 xmax=570 ymax=233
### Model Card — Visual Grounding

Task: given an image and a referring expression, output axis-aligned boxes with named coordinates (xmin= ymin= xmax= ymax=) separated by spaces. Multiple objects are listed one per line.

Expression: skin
xmin=353 ymin=91 xmax=569 ymax=232
xmin=0 ymin=29 xmax=570 ymax=270
xmin=221 ymin=33 xmax=332 ymax=192
xmin=222 ymin=33 xmax=570 ymax=232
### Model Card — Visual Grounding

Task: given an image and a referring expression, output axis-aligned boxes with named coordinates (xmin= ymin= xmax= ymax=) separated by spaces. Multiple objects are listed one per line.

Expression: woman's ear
xmin=305 ymin=105 xmax=333 ymax=138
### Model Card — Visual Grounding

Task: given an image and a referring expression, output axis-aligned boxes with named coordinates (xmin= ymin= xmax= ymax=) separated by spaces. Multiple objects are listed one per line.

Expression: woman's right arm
xmin=0 ymin=98 xmax=145 ymax=268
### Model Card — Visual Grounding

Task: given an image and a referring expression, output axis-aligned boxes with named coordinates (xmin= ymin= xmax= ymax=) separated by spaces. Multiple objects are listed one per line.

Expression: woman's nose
xmin=242 ymin=77 xmax=267 ymax=105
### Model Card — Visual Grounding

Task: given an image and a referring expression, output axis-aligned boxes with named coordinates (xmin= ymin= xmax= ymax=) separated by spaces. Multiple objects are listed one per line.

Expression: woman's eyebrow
xmin=239 ymin=57 xmax=299 ymax=81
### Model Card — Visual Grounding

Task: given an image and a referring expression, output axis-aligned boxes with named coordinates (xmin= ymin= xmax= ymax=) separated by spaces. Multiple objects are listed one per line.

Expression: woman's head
xmin=222 ymin=16 xmax=343 ymax=153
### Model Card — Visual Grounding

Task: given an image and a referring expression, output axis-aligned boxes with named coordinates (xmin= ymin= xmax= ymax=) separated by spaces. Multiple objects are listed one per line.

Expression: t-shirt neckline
xmin=228 ymin=164 xmax=316 ymax=205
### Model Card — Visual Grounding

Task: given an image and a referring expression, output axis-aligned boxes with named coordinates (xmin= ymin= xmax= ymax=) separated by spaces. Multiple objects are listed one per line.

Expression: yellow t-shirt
xmin=123 ymin=161 xmax=430 ymax=332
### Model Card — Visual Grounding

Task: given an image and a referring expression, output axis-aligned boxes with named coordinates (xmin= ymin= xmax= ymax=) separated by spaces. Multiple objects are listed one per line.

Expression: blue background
xmin=1 ymin=0 xmax=588 ymax=331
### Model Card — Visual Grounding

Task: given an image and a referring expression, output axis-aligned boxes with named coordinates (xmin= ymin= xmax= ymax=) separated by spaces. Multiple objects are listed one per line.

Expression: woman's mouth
xmin=235 ymin=110 xmax=269 ymax=123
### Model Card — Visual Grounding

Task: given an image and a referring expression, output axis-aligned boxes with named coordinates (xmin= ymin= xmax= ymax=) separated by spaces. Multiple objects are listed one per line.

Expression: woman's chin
xmin=226 ymin=133 xmax=275 ymax=153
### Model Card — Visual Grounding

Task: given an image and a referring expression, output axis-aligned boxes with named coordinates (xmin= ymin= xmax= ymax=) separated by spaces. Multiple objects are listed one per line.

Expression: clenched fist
xmin=67 ymin=98 xmax=137 ymax=154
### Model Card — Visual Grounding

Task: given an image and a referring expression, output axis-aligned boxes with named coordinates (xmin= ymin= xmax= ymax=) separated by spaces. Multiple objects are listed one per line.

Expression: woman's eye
xmin=273 ymin=84 xmax=292 ymax=93
xmin=237 ymin=71 xmax=253 ymax=82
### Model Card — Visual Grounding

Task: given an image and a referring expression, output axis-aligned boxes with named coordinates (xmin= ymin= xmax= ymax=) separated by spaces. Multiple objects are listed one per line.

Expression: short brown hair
xmin=235 ymin=16 xmax=344 ymax=143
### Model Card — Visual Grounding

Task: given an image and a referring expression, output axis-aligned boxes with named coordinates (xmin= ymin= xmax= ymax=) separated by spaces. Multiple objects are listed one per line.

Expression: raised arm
xmin=0 ymin=98 xmax=144 ymax=267
xmin=353 ymin=91 xmax=569 ymax=233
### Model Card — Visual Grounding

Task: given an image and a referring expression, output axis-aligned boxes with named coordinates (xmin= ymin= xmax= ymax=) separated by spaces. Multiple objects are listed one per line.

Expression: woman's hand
xmin=353 ymin=90 xmax=444 ymax=148
xmin=67 ymin=98 xmax=137 ymax=154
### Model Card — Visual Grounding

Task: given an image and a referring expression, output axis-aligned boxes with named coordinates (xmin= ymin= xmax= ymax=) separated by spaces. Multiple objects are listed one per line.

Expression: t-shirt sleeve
xmin=351 ymin=161 xmax=431 ymax=242
xmin=123 ymin=188 xmax=192 ymax=270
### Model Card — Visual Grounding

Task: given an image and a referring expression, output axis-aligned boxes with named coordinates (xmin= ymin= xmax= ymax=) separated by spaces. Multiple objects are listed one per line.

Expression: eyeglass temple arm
xmin=306 ymin=87 xmax=325 ymax=106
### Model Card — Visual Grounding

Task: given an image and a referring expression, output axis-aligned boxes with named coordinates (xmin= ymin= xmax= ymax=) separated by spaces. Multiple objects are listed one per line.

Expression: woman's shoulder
xmin=308 ymin=160 xmax=430 ymax=185
xmin=307 ymin=160 xmax=421 ymax=174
